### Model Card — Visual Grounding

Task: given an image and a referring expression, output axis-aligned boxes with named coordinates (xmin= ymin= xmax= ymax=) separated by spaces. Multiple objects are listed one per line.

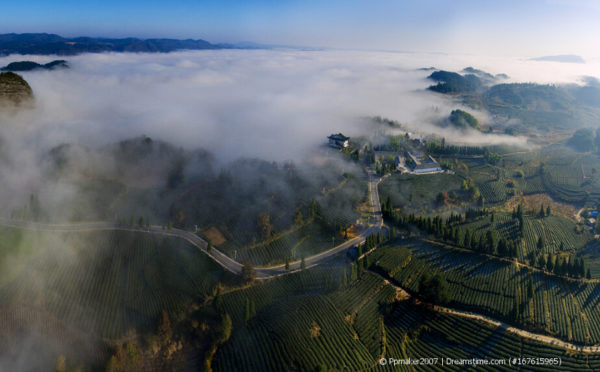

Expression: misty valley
xmin=2 ymin=45 xmax=600 ymax=372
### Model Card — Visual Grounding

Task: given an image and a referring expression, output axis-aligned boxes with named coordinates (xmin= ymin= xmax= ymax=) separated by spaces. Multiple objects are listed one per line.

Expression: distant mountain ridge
xmin=0 ymin=33 xmax=218 ymax=55
xmin=1 ymin=60 xmax=68 ymax=71
xmin=530 ymin=55 xmax=585 ymax=63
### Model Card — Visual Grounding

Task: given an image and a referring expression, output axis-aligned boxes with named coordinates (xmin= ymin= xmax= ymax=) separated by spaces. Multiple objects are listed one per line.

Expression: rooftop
xmin=328 ymin=133 xmax=349 ymax=141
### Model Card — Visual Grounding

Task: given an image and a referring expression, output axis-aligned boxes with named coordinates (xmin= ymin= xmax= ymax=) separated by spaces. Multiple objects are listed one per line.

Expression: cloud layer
xmin=5 ymin=49 xmax=586 ymax=163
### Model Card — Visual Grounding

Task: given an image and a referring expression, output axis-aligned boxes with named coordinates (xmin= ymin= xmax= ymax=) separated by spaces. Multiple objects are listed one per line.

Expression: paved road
xmin=0 ymin=169 xmax=384 ymax=280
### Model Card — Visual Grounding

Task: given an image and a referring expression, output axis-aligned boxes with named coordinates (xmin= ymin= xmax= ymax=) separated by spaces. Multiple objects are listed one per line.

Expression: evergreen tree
xmin=537 ymin=236 xmax=544 ymax=251
xmin=538 ymin=254 xmax=546 ymax=270
xmin=587 ymin=268 xmax=592 ymax=280
xmin=301 ymin=256 xmax=306 ymax=270
xmin=554 ymin=257 xmax=562 ymax=275
xmin=497 ymin=238 xmax=507 ymax=257
xmin=486 ymin=230 xmax=496 ymax=254
xmin=454 ymin=228 xmax=462 ymax=246
xmin=527 ymin=275 xmax=534 ymax=300
xmin=546 ymin=206 xmax=551 ymax=216
xmin=463 ymin=228 xmax=471 ymax=248
xmin=547 ymin=254 xmax=554 ymax=272
xmin=561 ymin=258 xmax=568 ymax=277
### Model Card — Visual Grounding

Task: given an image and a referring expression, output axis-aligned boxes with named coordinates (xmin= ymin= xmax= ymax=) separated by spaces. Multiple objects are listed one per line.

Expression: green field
xmin=503 ymin=146 xmax=600 ymax=205
xmin=378 ymin=173 xmax=464 ymax=215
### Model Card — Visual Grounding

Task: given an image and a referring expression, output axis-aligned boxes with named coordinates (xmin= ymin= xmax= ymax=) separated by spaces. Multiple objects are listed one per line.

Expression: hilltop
xmin=1 ymin=59 xmax=68 ymax=71
xmin=0 ymin=71 xmax=33 ymax=106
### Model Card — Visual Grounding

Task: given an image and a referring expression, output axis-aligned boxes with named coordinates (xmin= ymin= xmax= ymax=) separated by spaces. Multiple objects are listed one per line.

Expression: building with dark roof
xmin=328 ymin=133 xmax=349 ymax=149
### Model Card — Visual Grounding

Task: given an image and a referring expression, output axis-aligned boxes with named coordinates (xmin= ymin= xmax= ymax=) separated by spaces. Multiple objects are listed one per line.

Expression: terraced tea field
xmin=0 ymin=228 xmax=224 ymax=369
xmin=371 ymin=240 xmax=600 ymax=345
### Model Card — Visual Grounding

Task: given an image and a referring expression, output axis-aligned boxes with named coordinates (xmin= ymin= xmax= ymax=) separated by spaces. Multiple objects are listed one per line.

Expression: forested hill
xmin=0 ymin=72 xmax=33 ymax=105
xmin=0 ymin=33 xmax=218 ymax=55
xmin=426 ymin=68 xmax=600 ymax=131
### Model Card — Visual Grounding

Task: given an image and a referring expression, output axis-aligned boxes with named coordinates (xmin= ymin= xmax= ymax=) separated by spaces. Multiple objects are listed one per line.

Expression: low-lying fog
xmin=1 ymin=48 xmax=599 ymax=370
xmin=4 ymin=49 xmax=595 ymax=163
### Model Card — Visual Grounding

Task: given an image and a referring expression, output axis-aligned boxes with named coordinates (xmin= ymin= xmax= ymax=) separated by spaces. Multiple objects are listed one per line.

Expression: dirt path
xmin=377 ymin=272 xmax=600 ymax=353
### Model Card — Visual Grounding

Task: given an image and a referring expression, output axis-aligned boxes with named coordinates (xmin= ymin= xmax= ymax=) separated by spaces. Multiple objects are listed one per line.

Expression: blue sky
xmin=1 ymin=0 xmax=599 ymax=58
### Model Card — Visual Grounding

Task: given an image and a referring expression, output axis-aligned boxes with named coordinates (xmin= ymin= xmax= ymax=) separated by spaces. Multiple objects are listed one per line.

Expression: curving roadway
xmin=0 ymin=169 xmax=384 ymax=280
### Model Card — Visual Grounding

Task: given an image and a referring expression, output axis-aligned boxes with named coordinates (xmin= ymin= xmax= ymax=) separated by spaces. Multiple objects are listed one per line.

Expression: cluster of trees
xmin=449 ymin=109 xmax=479 ymax=130
xmin=384 ymin=196 xmax=593 ymax=281
xmin=116 ymin=215 xmax=151 ymax=229
xmin=104 ymin=309 xmax=210 ymax=372
xmin=383 ymin=202 xmax=523 ymax=259
xmin=425 ymin=140 xmax=487 ymax=156
xmin=537 ymin=204 xmax=551 ymax=218
xmin=464 ymin=207 xmax=489 ymax=221
xmin=343 ymin=232 xmax=387 ymax=286
xmin=364 ymin=232 xmax=385 ymax=251
xmin=529 ymin=253 xmax=589 ymax=279
xmin=363 ymin=146 xmax=376 ymax=164
xmin=373 ymin=132 xmax=411 ymax=153
xmin=375 ymin=157 xmax=396 ymax=176
xmin=418 ymin=272 xmax=450 ymax=305
xmin=483 ymin=149 xmax=501 ymax=165
xmin=566 ymin=128 xmax=600 ymax=153
xmin=511 ymin=204 xmax=525 ymax=238
xmin=427 ymin=70 xmax=482 ymax=93
xmin=461 ymin=178 xmax=482 ymax=202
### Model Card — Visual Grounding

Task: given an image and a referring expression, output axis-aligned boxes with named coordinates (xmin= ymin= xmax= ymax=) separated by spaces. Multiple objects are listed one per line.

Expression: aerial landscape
xmin=2 ymin=1 xmax=600 ymax=371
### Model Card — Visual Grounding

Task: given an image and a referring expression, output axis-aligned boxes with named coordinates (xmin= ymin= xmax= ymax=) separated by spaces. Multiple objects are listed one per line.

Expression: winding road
xmin=3 ymin=169 xmax=600 ymax=353
xmin=0 ymin=168 xmax=384 ymax=280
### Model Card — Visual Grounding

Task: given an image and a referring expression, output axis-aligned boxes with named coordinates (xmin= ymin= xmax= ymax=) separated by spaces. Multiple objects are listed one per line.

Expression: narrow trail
xmin=374 ymin=271 xmax=600 ymax=354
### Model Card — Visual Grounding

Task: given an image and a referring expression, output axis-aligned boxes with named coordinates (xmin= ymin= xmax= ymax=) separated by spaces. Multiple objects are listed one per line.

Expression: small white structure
xmin=328 ymin=133 xmax=349 ymax=149
xmin=395 ymin=156 xmax=406 ymax=171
